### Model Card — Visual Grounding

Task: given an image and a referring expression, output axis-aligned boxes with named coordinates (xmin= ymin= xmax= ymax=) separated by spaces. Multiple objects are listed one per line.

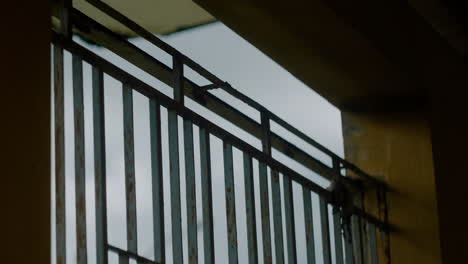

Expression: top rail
xmin=81 ymin=0 xmax=382 ymax=186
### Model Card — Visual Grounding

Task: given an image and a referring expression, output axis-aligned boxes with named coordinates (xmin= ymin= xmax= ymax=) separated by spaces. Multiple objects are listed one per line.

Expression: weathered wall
xmin=342 ymin=111 xmax=441 ymax=264
xmin=0 ymin=2 xmax=51 ymax=263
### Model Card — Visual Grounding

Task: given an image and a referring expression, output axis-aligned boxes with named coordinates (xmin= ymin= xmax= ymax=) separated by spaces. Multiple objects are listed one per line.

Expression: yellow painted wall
xmin=342 ymin=112 xmax=441 ymax=264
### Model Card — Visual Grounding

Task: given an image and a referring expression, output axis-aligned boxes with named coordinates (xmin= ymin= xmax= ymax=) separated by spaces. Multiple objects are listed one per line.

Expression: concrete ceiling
xmin=74 ymin=0 xmax=215 ymax=36
xmin=193 ymin=0 xmax=468 ymax=111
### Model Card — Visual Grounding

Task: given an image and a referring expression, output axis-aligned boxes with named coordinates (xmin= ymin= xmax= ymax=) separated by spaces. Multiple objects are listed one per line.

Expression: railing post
xmin=262 ymin=111 xmax=286 ymax=264
xmin=169 ymin=55 xmax=184 ymax=263
xmin=259 ymin=112 xmax=273 ymax=264
xmin=58 ymin=0 xmax=72 ymax=38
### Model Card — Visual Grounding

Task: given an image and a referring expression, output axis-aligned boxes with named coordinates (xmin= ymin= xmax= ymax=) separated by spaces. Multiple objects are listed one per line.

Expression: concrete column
xmin=429 ymin=81 xmax=468 ymax=264
xmin=0 ymin=2 xmax=51 ymax=263
xmin=342 ymin=111 xmax=441 ymax=264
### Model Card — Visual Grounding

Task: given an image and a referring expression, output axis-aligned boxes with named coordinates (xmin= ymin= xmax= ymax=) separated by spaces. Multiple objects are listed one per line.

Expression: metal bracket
xmin=200 ymin=81 xmax=231 ymax=91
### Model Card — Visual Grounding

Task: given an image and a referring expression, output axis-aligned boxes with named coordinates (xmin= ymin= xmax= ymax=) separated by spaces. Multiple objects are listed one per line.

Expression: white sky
xmin=52 ymin=22 xmax=344 ymax=264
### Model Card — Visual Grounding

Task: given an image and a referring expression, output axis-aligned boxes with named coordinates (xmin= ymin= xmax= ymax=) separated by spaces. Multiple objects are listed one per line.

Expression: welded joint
xmin=260 ymin=112 xmax=272 ymax=156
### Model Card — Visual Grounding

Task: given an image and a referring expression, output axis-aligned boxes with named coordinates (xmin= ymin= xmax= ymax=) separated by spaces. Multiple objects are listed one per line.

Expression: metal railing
xmin=52 ymin=1 xmax=388 ymax=263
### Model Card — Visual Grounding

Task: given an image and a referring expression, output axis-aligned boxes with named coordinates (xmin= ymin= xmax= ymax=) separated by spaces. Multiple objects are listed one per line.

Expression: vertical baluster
xmin=123 ymin=84 xmax=137 ymax=262
xmin=344 ymin=226 xmax=354 ymax=264
xmin=93 ymin=67 xmax=108 ymax=264
xmin=184 ymin=119 xmax=198 ymax=263
xmin=361 ymin=220 xmax=369 ymax=264
xmin=200 ymin=127 xmax=215 ymax=264
xmin=73 ymin=55 xmax=87 ymax=264
xmin=333 ymin=209 xmax=344 ymax=264
xmin=168 ymin=109 xmax=183 ymax=263
xmin=243 ymin=153 xmax=258 ymax=264
xmin=332 ymin=159 xmax=344 ymax=264
xmin=368 ymin=224 xmax=378 ymax=264
xmin=283 ymin=177 xmax=297 ymax=264
xmin=224 ymin=142 xmax=238 ymax=264
xmin=351 ymin=216 xmax=363 ymax=264
xmin=149 ymin=99 xmax=165 ymax=263
xmin=170 ymin=55 xmax=184 ymax=264
xmin=260 ymin=113 xmax=272 ymax=264
xmin=319 ymin=197 xmax=332 ymax=264
xmin=118 ymin=252 xmax=128 ymax=264
xmin=259 ymin=162 xmax=272 ymax=264
xmin=303 ymin=188 xmax=316 ymax=264
xmin=272 ymin=170 xmax=284 ymax=264
xmin=54 ymin=45 xmax=66 ymax=264
xmin=261 ymin=111 xmax=281 ymax=264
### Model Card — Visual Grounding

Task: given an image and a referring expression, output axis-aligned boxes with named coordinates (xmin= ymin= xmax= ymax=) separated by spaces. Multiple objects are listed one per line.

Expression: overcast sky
xmin=52 ymin=22 xmax=344 ymax=264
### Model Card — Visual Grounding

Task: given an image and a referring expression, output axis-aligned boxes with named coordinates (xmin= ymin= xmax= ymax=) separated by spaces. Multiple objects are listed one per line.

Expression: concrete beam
xmin=194 ymin=0 xmax=467 ymax=111
xmin=342 ymin=112 xmax=441 ymax=264
xmin=73 ymin=0 xmax=215 ymax=35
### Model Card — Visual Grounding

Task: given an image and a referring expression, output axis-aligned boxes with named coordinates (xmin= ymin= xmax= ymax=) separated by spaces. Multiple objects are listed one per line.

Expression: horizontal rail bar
xmin=51 ymin=32 xmax=389 ymax=229
xmin=82 ymin=0 xmax=379 ymax=184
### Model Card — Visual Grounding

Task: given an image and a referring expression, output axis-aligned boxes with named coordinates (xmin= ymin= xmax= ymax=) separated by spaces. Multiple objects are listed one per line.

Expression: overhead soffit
xmin=408 ymin=0 xmax=468 ymax=58
xmin=74 ymin=0 xmax=215 ymax=36
xmin=193 ymin=0 xmax=468 ymax=111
